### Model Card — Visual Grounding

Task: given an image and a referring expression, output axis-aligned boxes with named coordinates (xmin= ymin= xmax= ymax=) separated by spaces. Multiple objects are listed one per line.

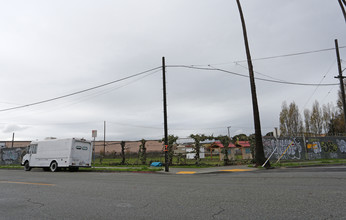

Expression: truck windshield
xmin=29 ymin=144 xmax=38 ymax=154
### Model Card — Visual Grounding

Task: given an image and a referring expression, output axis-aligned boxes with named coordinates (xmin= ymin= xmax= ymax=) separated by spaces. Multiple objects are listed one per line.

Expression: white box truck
xmin=21 ymin=138 xmax=92 ymax=172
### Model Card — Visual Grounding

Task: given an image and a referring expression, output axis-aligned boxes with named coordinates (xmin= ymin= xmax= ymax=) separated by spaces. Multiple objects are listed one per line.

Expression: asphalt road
xmin=1 ymin=166 xmax=346 ymax=220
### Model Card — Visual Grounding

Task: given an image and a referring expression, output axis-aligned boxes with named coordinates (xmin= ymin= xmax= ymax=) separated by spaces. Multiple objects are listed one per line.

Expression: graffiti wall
xmin=263 ymin=137 xmax=346 ymax=161
xmin=263 ymin=138 xmax=305 ymax=161
xmin=305 ymin=137 xmax=346 ymax=160
xmin=0 ymin=147 xmax=27 ymax=165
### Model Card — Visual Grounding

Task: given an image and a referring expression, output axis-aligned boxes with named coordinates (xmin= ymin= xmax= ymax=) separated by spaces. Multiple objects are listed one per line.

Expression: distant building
xmin=212 ymin=141 xmax=253 ymax=160
xmin=0 ymin=141 xmax=31 ymax=148
xmin=0 ymin=140 xmax=165 ymax=155
xmin=185 ymin=145 xmax=205 ymax=159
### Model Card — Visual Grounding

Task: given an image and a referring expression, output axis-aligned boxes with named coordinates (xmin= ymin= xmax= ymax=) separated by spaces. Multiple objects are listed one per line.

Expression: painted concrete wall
xmin=263 ymin=137 xmax=346 ymax=161
xmin=0 ymin=147 xmax=27 ymax=165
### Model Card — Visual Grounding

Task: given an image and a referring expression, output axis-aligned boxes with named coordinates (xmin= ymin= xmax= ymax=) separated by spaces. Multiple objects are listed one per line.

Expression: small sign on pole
xmin=92 ymin=130 xmax=97 ymax=138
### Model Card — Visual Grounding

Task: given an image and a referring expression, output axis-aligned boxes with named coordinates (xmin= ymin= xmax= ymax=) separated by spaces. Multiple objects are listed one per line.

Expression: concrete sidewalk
xmin=93 ymin=165 xmax=258 ymax=174
xmin=157 ymin=165 xmax=257 ymax=175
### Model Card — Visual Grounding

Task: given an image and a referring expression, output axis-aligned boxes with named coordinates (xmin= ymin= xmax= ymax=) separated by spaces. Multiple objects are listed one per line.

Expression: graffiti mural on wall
xmin=263 ymin=137 xmax=346 ymax=161
xmin=305 ymin=137 xmax=346 ymax=160
xmin=306 ymin=141 xmax=322 ymax=160
xmin=336 ymin=139 xmax=346 ymax=153
xmin=263 ymin=138 xmax=303 ymax=161
xmin=0 ymin=148 xmax=26 ymax=165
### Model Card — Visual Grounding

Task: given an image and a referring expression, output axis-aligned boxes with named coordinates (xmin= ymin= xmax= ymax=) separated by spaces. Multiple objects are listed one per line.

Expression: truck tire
xmin=24 ymin=161 xmax=31 ymax=171
xmin=50 ymin=161 xmax=58 ymax=172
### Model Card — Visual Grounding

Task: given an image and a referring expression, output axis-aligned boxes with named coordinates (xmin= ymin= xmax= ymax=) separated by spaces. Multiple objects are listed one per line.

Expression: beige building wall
xmin=0 ymin=141 xmax=31 ymax=148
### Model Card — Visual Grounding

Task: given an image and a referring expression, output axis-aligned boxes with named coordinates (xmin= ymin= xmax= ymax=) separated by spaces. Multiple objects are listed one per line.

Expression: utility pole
xmin=103 ymin=121 xmax=106 ymax=156
xmin=11 ymin=132 xmax=15 ymax=148
xmin=227 ymin=126 xmax=231 ymax=138
xmin=162 ymin=57 xmax=169 ymax=172
xmin=92 ymin=130 xmax=97 ymax=168
xmin=334 ymin=39 xmax=346 ymax=131
xmin=274 ymin=127 xmax=279 ymax=138
xmin=236 ymin=0 xmax=269 ymax=167
xmin=337 ymin=0 xmax=346 ymax=23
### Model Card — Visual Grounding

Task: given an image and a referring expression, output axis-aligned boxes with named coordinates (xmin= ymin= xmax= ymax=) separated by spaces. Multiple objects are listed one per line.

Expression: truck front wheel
xmin=24 ymin=161 xmax=31 ymax=171
xmin=50 ymin=161 xmax=58 ymax=172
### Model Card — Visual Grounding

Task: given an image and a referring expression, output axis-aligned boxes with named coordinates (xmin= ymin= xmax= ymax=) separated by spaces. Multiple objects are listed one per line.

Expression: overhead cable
xmin=167 ymin=65 xmax=339 ymax=86
xmin=188 ymin=46 xmax=346 ymax=67
xmin=234 ymin=46 xmax=346 ymax=63
xmin=0 ymin=66 xmax=162 ymax=112
xmin=301 ymin=59 xmax=336 ymax=110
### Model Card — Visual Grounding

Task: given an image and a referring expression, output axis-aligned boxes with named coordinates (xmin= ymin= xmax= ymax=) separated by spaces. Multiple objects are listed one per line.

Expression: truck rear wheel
xmin=50 ymin=161 xmax=58 ymax=172
xmin=24 ymin=161 xmax=31 ymax=171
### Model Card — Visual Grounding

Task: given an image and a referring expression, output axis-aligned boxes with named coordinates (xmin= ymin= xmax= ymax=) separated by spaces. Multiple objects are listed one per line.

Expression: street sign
xmin=92 ymin=130 xmax=97 ymax=138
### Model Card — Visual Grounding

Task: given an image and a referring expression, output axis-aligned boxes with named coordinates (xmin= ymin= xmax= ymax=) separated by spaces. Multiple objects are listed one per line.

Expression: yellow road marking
xmin=220 ymin=169 xmax=253 ymax=172
xmin=0 ymin=181 xmax=55 ymax=186
xmin=176 ymin=171 xmax=196 ymax=174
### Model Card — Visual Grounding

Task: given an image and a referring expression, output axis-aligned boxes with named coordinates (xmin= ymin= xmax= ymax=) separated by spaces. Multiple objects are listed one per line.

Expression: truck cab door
xmin=28 ymin=145 xmax=33 ymax=161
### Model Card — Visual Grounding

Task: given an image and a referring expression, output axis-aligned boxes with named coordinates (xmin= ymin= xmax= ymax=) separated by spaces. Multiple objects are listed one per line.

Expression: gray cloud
xmin=0 ymin=0 xmax=345 ymax=141
xmin=3 ymin=124 xmax=28 ymax=133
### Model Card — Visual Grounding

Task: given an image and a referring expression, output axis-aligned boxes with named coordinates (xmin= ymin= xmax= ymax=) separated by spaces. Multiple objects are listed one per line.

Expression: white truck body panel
xmin=22 ymin=138 xmax=92 ymax=168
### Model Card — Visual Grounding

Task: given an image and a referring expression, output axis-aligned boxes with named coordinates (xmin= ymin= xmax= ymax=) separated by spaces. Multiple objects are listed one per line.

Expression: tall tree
xmin=336 ymin=89 xmax=346 ymax=132
xmin=279 ymin=101 xmax=289 ymax=136
xmin=287 ymin=102 xmax=303 ymax=136
xmin=138 ymin=139 xmax=147 ymax=165
xmin=120 ymin=141 xmax=126 ymax=165
xmin=310 ymin=100 xmax=323 ymax=135
xmin=232 ymin=134 xmax=249 ymax=143
xmin=214 ymin=135 xmax=231 ymax=165
xmin=279 ymin=101 xmax=303 ymax=137
xmin=304 ymin=109 xmax=311 ymax=134
xmin=329 ymin=88 xmax=346 ymax=135
xmin=189 ymin=134 xmax=211 ymax=165
xmin=322 ymin=103 xmax=335 ymax=134
xmin=337 ymin=88 xmax=345 ymax=114
xmin=162 ymin=135 xmax=178 ymax=165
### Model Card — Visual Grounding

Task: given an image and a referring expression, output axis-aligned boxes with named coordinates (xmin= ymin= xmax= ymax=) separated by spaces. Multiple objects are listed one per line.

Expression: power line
xmin=235 ymin=46 xmax=346 ymax=63
xmin=167 ymin=65 xmax=339 ymax=86
xmin=0 ymin=60 xmax=339 ymax=113
xmin=321 ymin=87 xmax=334 ymax=103
xmin=186 ymin=46 xmax=346 ymax=66
xmin=301 ymin=59 xmax=336 ymax=110
xmin=4 ymin=69 xmax=162 ymax=118
xmin=235 ymin=62 xmax=286 ymax=82
xmin=45 ymin=68 xmax=162 ymax=111
xmin=0 ymin=66 xmax=162 ymax=112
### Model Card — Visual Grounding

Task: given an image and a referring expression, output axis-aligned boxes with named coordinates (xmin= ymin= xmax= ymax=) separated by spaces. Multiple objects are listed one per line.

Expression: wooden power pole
xmin=334 ymin=39 xmax=346 ymax=131
xmin=337 ymin=0 xmax=346 ymax=23
xmin=236 ymin=0 xmax=269 ymax=167
xmin=162 ymin=57 xmax=169 ymax=172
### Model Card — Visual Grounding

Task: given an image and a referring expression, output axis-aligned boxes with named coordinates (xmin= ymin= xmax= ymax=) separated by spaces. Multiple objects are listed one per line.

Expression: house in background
xmin=212 ymin=140 xmax=253 ymax=160
xmin=185 ymin=145 xmax=205 ymax=159
xmin=174 ymin=138 xmax=214 ymax=159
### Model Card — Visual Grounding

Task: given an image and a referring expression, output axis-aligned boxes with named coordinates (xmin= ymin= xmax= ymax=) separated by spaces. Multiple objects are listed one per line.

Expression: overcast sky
xmin=0 ymin=0 xmax=345 ymax=141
